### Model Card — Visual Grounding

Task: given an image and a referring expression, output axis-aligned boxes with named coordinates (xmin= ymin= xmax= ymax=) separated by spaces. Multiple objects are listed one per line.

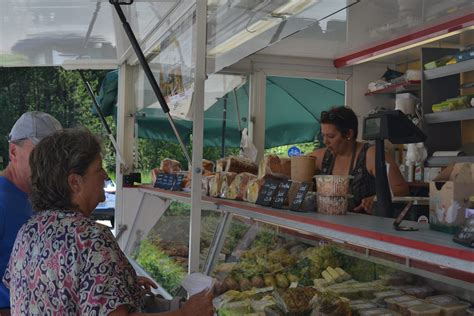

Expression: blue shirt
xmin=0 ymin=176 xmax=32 ymax=308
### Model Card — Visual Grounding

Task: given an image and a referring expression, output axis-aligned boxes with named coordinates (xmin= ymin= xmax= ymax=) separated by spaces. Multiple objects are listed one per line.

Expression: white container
xmin=316 ymin=194 xmax=352 ymax=215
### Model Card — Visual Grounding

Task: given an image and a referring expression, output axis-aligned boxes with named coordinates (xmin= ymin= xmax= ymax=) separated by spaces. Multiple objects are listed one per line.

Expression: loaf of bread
xmin=202 ymin=159 xmax=215 ymax=173
xmin=209 ymin=172 xmax=223 ymax=197
xmin=227 ymin=172 xmax=257 ymax=200
xmin=258 ymin=155 xmax=291 ymax=179
xmin=216 ymin=158 xmax=227 ymax=172
xmin=160 ymin=158 xmax=182 ymax=174
xmin=202 ymin=174 xmax=215 ymax=196
xmin=219 ymin=172 xmax=237 ymax=199
xmin=244 ymin=178 xmax=266 ymax=203
xmin=225 ymin=156 xmax=258 ymax=175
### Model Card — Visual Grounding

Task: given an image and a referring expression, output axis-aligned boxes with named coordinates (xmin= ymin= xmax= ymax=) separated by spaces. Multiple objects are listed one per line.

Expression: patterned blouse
xmin=3 ymin=210 xmax=143 ymax=315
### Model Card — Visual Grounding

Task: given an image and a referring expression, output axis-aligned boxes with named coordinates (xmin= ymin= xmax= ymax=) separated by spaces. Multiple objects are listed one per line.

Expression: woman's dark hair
xmin=29 ymin=128 xmax=103 ymax=211
xmin=320 ymin=106 xmax=359 ymax=139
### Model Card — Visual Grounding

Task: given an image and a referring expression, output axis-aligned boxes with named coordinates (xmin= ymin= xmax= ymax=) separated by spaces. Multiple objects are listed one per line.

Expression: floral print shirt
xmin=3 ymin=210 xmax=143 ymax=316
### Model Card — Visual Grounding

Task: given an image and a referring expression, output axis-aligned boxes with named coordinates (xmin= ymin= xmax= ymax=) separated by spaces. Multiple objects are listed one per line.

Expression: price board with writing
xmin=256 ymin=179 xmax=280 ymax=206
xmin=271 ymin=180 xmax=292 ymax=209
xmin=171 ymin=174 xmax=185 ymax=191
xmin=290 ymin=182 xmax=311 ymax=211
xmin=153 ymin=173 xmax=165 ymax=188
xmin=163 ymin=174 xmax=177 ymax=190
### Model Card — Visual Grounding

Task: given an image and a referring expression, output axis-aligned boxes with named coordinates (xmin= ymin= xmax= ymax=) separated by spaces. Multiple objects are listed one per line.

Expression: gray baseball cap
xmin=8 ymin=111 xmax=63 ymax=144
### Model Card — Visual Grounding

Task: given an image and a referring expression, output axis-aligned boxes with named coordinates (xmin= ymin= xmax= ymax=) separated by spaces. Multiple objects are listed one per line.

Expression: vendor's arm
xmin=366 ymin=146 xmax=409 ymax=196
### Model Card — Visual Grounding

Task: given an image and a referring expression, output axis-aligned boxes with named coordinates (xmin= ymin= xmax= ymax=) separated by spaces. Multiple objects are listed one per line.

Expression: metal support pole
xmin=79 ymin=71 xmax=125 ymax=165
xmin=110 ymin=0 xmax=192 ymax=166
xmin=202 ymin=211 xmax=232 ymax=275
xmin=221 ymin=96 xmax=227 ymax=158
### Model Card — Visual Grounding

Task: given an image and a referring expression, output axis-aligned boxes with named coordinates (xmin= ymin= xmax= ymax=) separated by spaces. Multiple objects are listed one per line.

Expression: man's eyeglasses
xmin=320 ymin=111 xmax=344 ymax=122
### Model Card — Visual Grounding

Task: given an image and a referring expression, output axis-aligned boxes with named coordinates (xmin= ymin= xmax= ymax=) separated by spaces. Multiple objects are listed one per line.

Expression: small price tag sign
xmin=290 ymin=182 xmax=311 ymax=211
xmin=163 ymin=174 xmax=176 ymax=190
xmin=256 ymin=179 xmax=280 ymax=206
xmin=153 ymin=173 xmax=165 ymax=188
xmin=171 ymin=174 xmax=185 ymax=191
xmin=271 ymin=180 xmax=292 ymax=209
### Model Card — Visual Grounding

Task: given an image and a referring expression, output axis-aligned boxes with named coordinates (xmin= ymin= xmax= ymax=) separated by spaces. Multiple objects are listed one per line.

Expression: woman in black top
xmin=309 ymin=106 xmax=409 ymax=214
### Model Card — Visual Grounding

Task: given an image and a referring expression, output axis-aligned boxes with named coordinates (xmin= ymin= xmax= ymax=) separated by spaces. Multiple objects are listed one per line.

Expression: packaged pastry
xmin=216 ymin=158 xmax=227 ymax=172
xmin=225 ymin=156 xmax=258 ymax=175
xmin=360 ymin=308 xmax=401 ymax=315
xmin=244 ymin=178 xmax=266 ymax=203
xmin=397 ymin=299 xmax=425 ymax=315
xmin=202 ymin=159 xmax=215 ymax=172
xmin=432 ymin=301 xmax=471 ymax=316
xmin=374 ymin=290 xmax=405 ymax=306
xmin=219 ymin=172 xmax=237 ymax=199
xmin=227 ymin=172 xmax=257 ymax=200
xmin=385 ymin=296 xmax=417 ymax=311
xmin=402 ymin=285 xmax=435 ymax=299
xmin=316 ymin=194 xmax=351 ymax=215
xmin=314 ymin=175 xmax=352 ymax=196
xmin=408 ymin=304 xmax=442 ymax=316
xmin=209 ymin=172 xmax=224 ymax=197
xmin=425 ymin=295 xmax=459 ymax=305
xmin=160 ymin=158 xmax=182 ymax=174
xmin=258 ymin=155 xmax=291 ymax=179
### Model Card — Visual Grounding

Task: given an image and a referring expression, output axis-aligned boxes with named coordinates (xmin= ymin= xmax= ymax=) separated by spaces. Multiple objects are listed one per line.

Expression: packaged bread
xmin=402 ymin=285 xmax=435 ymax=299
xmin=202 ymin=159 xmax=215 ymax=172
xmin=209 ymin=172 xmax=223 ymax=197
xmin=408 ymin=304 xmax=441 ymax=316
xmin=216 ymin=158 xmax=227 ymax=172
xmin=244 ymin=178 xmax=266 ymax=203
xmin=225 ymin=156 xmax=258 ymax=175
xmin=219 ymin=172 xmax=237 ymax=199
xmin=160 ymin=158 xmax=182 ymax=174
xmin=182 ymin=171 xmax=192 ymax=189
xmin=202 ymin=174 xmax=215 ymax=196
xmin=227 ymin=172 xmax=257 ymax=200
xmin=431 ymin=301 xmax=471 ymax=316
xmin=258 ymin=155 xmax=291 ymax=179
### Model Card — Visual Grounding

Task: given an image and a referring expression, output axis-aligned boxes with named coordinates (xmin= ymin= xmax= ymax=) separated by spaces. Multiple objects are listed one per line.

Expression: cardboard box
xmin=429 ymin=163 xmax=474 ymax=234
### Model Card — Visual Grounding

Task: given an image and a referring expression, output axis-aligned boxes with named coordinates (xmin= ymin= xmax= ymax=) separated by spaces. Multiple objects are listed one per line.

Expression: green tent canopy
xmin=96 ymin=71 xmax=344 ymax=148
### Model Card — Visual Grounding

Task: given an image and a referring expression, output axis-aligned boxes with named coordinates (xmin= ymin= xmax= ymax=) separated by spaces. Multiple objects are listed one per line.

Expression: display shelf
xmin=424 ymin=58 xmax=474 ymax=80
xmin=135 ymin=185 xmax=474 ymax=289
xmin=426 ymin=155 xmax=474 ymax=167
xmin=364 ymin=80 xmax=421 ymax=96
xmin=424 ymin=107 xmax=474 ymax=124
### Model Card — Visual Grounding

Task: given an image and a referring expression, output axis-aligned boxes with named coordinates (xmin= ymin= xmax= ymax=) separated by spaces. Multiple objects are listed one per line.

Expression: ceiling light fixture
xmin=334 ymin=14 xmax=474 ymax=68
xmin=207 ymin=0 xmax=317 ymax=56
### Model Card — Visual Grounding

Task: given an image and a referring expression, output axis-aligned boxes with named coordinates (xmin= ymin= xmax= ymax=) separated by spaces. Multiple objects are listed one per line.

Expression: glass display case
xmin=130 ymin=186 xmax=473 ymax=315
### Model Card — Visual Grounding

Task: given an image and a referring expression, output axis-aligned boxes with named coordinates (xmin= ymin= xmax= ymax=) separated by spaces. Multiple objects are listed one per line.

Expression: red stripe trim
xmin=334 ymin=13 xmax=474 ymax=68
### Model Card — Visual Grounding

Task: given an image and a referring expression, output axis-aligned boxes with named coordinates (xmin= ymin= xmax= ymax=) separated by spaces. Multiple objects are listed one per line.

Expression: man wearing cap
xmin=0 ymin=111 xmax=62 ymax=313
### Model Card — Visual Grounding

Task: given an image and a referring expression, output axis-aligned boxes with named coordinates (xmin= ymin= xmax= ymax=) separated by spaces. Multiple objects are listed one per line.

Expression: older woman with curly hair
xmin=3 ymin=128 xmax=213 ymax=316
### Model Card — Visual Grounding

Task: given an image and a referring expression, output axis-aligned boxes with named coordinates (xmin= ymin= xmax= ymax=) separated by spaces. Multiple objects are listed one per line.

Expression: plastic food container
xmin=397 ymin=299 xmax=424 ymax=315
xmin=425 ymin=295 xmax=459 ymax=306
xmin=408 ymin=304 xmax=441 ymax=316
xmin=314 ymin=175 xmax=352 ymax=196
xmin=402 ymin=286 xmax=435 ymax=299
xmin=316 ymin=194 xmax=352 ymax=215
xmin=433 ymin=302 xmax=471 ymax=316
xmin=360 ymin=308 xmax=401 ymax=316
xmin=385 ymin=296 xmax=417 ymax=311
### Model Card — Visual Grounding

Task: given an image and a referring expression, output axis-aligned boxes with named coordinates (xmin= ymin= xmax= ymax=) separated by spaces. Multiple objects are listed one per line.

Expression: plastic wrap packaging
xmin=402 ymin=286 xmax=435 ymax=299
xmin=314 ymin=175 xmax=352 ymax=196
xmin=408 ymin=304 xmax=442 ymax=316
xmin=272 ymin=287 xmax=318 ymax=315
xmin=244 ymin=178 xmax=266 ymax=203
xmin=219 ymin=172 xmax=237 ymax=199
xmin=160 ymin=158 xmax=182 ymax=174
xmin=202 ymin=174 xmax=215 ymax=196
xmin=317 ymin=194 xmax=351 ymax=215
xmin=226 ymin=172 xmax=257 ymax=200
xmin=202 ymin=159 xmax=215 ymax=173
xmin=209 ymin=172 xmax=223 ymax=197
xmin=258 ymin=155 xmax=291 ymax=179
xmin=225 ymin=156 xmax=258 ymax=175
xmin=216 ymin=158 xmax=227 ymax=172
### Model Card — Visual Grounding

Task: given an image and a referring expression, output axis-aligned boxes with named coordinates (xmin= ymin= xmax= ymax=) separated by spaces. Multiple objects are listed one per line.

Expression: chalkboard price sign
xmin=172 ymin=174 xmax=185 ymax=191
xmin=256 ymin=179 xmax=280 ymax=206
xmin=290 ymin=182 xmax=311 ymax=211
xmin=153 ymin=173 xmax=165 ymax=188
xmin=271 ymin=180 xmax=292 ymax=209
